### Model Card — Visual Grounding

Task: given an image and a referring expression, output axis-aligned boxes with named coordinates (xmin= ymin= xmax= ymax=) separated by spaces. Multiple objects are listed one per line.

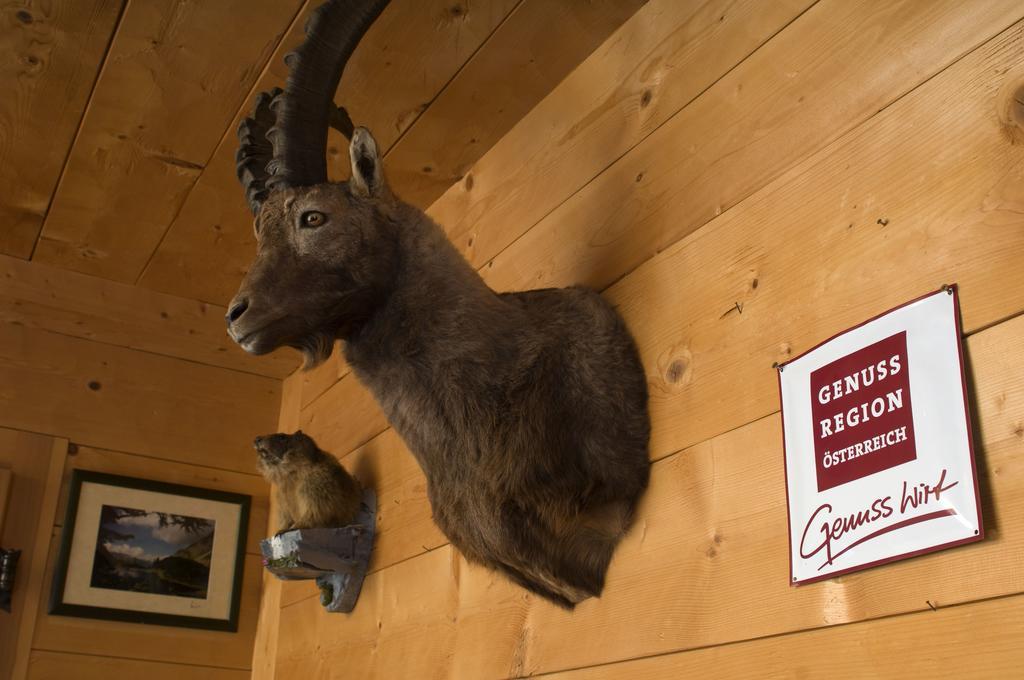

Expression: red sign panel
xmin=810 ymin=331 xmax=916 ymax=491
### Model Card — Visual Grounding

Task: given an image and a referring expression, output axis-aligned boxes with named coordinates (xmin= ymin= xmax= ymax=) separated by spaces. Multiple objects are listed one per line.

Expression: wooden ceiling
xmin=2 ymin=0 xmax=646 ymax=307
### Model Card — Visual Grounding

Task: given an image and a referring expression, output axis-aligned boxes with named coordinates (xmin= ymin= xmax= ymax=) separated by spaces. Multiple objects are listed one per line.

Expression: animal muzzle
xmin=254 ymin=434 xmax=286 ymax=463
xmin=226 ymin=304 xmax=262 ymax=353
xmin=225 ymin=284 xmax=278 ymax=355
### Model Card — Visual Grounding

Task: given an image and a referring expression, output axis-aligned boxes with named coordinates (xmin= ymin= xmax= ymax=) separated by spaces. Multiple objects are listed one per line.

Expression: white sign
xmin=779 ymin=286 xmax=982 ymax=585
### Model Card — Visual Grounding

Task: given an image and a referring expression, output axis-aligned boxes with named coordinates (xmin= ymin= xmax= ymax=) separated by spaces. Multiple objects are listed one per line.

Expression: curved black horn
xmin=267 ymin=0 xmax=390 ymax=190
xmin=235 ymin=88 xmax=282 ymax=215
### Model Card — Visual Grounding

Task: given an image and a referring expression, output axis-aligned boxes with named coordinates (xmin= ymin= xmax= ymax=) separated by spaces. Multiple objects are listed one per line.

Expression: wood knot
xmin=16 ymin=10 xmax=33 ymax=24
xmin=464 ymin=173 xmax=474 ymax=191
xmin=635 ymin=172 xmax=644 ymax=183
xmin=422 ymin=165 xmax=433 ymax=174
xmin=997 ymin=71 xmax=1024 ymax=144
xmin=665 ymin=359 xmax=686 ymax=384
xmin=640 ymin=89 xmax=653 ymax=108
xmin=658 ymin=346 xmax=693 ymax=393
xmin=87 ymin=381 xmax=102 ymax=391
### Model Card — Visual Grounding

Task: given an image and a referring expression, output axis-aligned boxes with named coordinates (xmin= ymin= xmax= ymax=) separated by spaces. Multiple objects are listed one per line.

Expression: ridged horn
xmin=234 ymin=0 xmax=388 ymax=213
xmin=235 ymin=88 xmax=282 ymax=215
xmin=266 ymin=0 xmax=390 ymax=191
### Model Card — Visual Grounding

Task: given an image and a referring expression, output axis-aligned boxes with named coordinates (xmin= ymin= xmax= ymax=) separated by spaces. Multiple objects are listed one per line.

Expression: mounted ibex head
xmin=228 ymin=0 xmax=651 ymax=609
xmin=227 ymin=0 xmax=393 ymax=366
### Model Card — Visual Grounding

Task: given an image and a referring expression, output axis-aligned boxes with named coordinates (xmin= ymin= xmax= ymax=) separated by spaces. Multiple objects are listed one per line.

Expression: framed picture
xmin=50 ymin=470 xmax=250 ymax=631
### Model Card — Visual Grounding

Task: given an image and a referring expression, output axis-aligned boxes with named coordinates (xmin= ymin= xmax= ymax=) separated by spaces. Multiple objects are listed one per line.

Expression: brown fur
xmin=229 ymin=128 xmax=650 ymax=607
xmin=254 ymin=431 xmax=363 ymax=531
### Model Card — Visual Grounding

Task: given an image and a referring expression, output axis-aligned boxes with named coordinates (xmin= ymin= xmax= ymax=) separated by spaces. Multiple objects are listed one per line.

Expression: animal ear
xmin=349 ymin=127 xmax=385 ymax=197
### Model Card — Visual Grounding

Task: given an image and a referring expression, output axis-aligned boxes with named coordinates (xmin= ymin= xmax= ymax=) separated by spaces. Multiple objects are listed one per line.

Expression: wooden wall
xmin=0 ymin=255 xmax=282 ymax=679
xmin=2 ymin=0 xmax=643 ymax=307
xmin=255 ymin=0 xmax=1024 ymax=677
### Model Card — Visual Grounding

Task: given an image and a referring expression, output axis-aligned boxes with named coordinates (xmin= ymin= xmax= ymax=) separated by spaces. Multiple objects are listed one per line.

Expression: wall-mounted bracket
xmin=259 ymin=489 xmax=376 ymax=613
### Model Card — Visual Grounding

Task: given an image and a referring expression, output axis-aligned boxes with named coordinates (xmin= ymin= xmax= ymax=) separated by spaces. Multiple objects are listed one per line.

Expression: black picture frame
xmin=49 ymin=469 xmax=250 ymax=632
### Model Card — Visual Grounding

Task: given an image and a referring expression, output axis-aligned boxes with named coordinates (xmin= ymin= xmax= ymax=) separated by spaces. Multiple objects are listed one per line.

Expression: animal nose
xmin=253 ymin=435 xmax=266 ymax=450
xmin=226 ymin=298 xmax=249 ymax=325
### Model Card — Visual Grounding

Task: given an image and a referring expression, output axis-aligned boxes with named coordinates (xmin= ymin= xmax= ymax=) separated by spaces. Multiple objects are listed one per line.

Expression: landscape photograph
xmin=91 ymin=504 xmax=216 ymax=599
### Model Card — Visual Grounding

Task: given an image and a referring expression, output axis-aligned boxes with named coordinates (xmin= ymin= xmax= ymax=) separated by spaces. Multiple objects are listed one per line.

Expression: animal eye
xmin=300 ymin=210 xmax=326 ymax=228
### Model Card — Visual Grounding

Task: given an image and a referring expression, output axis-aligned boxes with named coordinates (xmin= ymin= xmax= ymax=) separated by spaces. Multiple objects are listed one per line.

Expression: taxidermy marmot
xmin=254 ymin=431 xmax=363 ymax=531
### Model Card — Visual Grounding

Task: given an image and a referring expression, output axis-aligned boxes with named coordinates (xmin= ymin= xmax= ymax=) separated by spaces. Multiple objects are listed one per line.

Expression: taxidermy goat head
xmin=227 ymin=0 xmax=651 ymax=608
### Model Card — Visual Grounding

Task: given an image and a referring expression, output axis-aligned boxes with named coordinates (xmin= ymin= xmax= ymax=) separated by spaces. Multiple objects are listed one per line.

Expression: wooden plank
xmin=0 ymin=322 xmax=280 ymax=475
xmin=299 ymin=372 xmax=389 ymax=458
xmin=276 ymin=546 xmax=462 ymax=679
xmin=12 ymin=440 xmax=66 ymax=680
xmin=0 ymin=431 xmax=62 ymax=680
xmin=33 ymin=0 xmax=304 ymax=282
xmin=385 ymin=0 xmax=650 ymax=210
xmin=277 ymin=369 xmax=305 ymax=434
xmin=250 ymin=566 xmax=281 ymax=680
xmin=331 ymin=0 xmax=520 ymax=157
xmin=53 ymin=446 xmax=269 ymax=555
xmin=32 ymin=536 xmax=263 ymax=670
xmin=480 ymin=0 xmax=1024 ymax=294
xmin=443 ymin=0 xmax=1023 ymax=275
xmin=0 ymin=254 xmax=298 ymax=378
xmin=27 ymin=651 xmax=250 ymax=680
xmin=276 ymin=312 xmax=1024 ymax=677
xmin=278 ymin=545 xmax=532 ymax=679
xmin=289 ymin=0 xmax=1024 ymax=475
xmin=0 ymin=468 xmax=10 ymax=535
xmin=298 ymin=342 xmax=346 ymax=409
xmin=137 ymin=0 xmax=521 ymax=305
xmin=0 ymin=0 xmax=122 ymax=259
xmin=432 ymin=0 xmax=813 ymax=267
xmin=544 ymin=595 xmax=1024 ymax=680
